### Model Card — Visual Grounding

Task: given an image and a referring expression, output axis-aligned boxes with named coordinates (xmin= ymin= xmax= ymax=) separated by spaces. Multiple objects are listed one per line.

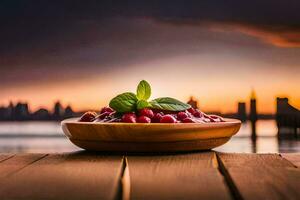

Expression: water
xmin=0 ymin=120 xmax=299 ymax=153
xmin=0 ymin=121 xmax=78 ymax=153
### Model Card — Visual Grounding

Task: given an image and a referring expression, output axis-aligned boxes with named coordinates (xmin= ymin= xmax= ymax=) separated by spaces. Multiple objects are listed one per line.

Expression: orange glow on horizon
xmin=1 ymin=53 xmax=299 ymax=114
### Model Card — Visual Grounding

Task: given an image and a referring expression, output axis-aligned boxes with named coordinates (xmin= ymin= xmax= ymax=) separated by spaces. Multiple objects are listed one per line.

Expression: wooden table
xmin=0 ymin=152 xmax=299 ymax=200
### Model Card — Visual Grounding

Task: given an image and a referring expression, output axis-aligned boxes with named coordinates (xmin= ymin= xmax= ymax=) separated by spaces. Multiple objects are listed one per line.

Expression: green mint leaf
xmin=137 ymin=100 xmax=151 ymax=110
xmin=136 ymin=80 xmax=151 ymax=100
xmin=149 ymin=97 xmax=191 ymax=111
xmin=109 ymin=92 xmax=138 ymax=113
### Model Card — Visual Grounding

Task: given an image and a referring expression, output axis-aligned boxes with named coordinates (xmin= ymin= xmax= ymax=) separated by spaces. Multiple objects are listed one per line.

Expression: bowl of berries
xmin=61 ymin=80 xmax=241 ymax=152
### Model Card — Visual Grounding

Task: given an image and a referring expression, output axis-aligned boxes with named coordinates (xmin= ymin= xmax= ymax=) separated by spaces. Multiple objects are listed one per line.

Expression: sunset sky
xmin=1 ymin=0 xmax=300 ymax=114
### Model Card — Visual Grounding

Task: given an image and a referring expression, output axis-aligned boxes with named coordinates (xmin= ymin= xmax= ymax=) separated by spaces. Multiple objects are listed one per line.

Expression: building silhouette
xmin=249 ymin=90 xmax=257 ymax=138
xmin=0 ymin=107 xmax=11 ymax=120
xmin=14 ymin=102 xmax=30 ymax=120
xmin=237 ymin=102 xmax=247 ymax=122
xmin=276 ymin=97 xmax=300 ymax=137
xmin=32 ymin=108 xmax=50 ymax=120
xmin=8 ymin=102 xmax=14 ymax=120
xmin=0 ymin=101 xmax=76 ymax=121
xmin=250 ymin=90 xmax=257 ymax=121
xmin=53 ymin=101 xmax=64 ymax=120
xmin=64 ymin=105 xmax=74 ymax=118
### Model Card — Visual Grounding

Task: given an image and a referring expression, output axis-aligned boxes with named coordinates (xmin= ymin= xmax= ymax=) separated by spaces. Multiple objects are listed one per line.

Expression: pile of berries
xmin=79 ymin=107 xmax=224 ymax=123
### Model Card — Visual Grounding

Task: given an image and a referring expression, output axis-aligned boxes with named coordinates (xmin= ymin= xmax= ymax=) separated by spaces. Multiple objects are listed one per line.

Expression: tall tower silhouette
xmin=53 ymin=101 xmax=64 ymax=120
xmin=250 ymin=89 xmax=257 ymax=139
xmin=237 ymin=102 xmax=247 ymax=122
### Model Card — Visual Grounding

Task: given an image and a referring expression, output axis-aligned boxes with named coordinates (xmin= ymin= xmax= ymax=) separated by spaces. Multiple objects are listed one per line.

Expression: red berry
xmin=193 ymin=110 xmax=203 ymax=118
xmin=121 ymin=113 xmax=136 ymax=123
xmin=79 ymin=111 xmax=97 ymax=122
xmin=97 ymin=111 xmax=109 ymax=119
xmin=100 ymin=107 xmax=114 ymax=114
xmin=160 ymin=114 xmax=177 ymax=123
xmin=139 ymin=108 xmax=154 ymax=118
xmin=137 ymin=116 xmax=151 ymax=123
xmin=152 ymin=112 xmax=163 ymax=123
xmin=182 ymin=118 xmax=196 ymax=123
xmin=187 ymin=107 xmax=196 ymax=114
xmin=177 ymin=112 xmax=188 ymax=120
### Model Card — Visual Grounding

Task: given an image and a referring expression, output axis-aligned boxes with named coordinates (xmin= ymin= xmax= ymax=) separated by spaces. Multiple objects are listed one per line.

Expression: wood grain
xmin=218 ymin=153 xmax=300 ymax=200
xmin=127 ymin=152 xmax=232 ymax=200
xmin=0 ymin=154 xmax=14 ymax=162
xmin=281 ymin=153 xmax=300 ymax=167
xmin=0 ymin=152 xmax=123 ymax=200
xmin=0 ymin=154 xmax=47 ymax=178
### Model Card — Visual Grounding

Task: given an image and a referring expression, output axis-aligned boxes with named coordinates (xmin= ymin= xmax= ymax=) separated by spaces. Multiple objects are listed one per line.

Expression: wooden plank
xmin=281 ymin=153 xmax=300 ymax=167
xmin=0 ymin=154 xmax=14 ymax=162
xmin=0 ymin=154 xmax=47 ymax=178
xmin=127 ymin=152 xmax=232 ymax=200
xmin=0 ymin=152 xmax=124 ymax=200
xmin=218 ymin=153 xmax=300 ymax=200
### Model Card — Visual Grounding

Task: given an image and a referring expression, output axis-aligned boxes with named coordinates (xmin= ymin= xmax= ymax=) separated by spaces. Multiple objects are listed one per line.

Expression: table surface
xmin=0 ymin=152 xmax=299 ymax=200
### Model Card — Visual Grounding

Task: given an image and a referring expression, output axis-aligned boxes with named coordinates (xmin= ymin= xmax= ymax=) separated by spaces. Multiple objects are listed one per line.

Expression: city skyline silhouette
xmin=1 ymin=93 xmax=299 ymax=121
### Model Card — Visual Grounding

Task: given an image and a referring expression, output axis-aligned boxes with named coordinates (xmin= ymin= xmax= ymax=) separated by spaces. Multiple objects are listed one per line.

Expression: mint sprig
xmin=149 ymin=97 xmax=191 ymax=111
xmin=109 ymin=92 xmax=138 ymax=113
xmin=137 ymin=99 xmax=151 ymax=110
xmin=136 ymin=80 xmax=151 ymax=101
xmin=109 ymin=80 xmax=191 ymax=113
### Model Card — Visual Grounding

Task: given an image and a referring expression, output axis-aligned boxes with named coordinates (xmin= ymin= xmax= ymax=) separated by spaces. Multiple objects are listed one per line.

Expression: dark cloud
xmin=1 ymin=1 xmax=299 ymax=24
xmin=1 ymin=0 xmax=300 ymax=36
xmin=1 ymin=0 xmax=300 ymax=54
xmin=0 ymin=0 xmax=300 ymax=87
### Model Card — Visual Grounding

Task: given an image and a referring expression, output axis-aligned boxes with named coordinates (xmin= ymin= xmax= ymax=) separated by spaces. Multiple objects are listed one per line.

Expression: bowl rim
xmin=61 ymin=117 xmax=241 ymax=127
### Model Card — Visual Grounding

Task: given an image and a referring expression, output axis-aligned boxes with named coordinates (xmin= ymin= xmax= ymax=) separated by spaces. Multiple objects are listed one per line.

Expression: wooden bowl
xmin=61 ymin=118 xmax=241 ymax=152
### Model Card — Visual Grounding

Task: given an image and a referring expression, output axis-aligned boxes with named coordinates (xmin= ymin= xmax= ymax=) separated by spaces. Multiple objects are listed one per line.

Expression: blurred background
xmin=0 ymin=0 xmax=299 ymax=153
